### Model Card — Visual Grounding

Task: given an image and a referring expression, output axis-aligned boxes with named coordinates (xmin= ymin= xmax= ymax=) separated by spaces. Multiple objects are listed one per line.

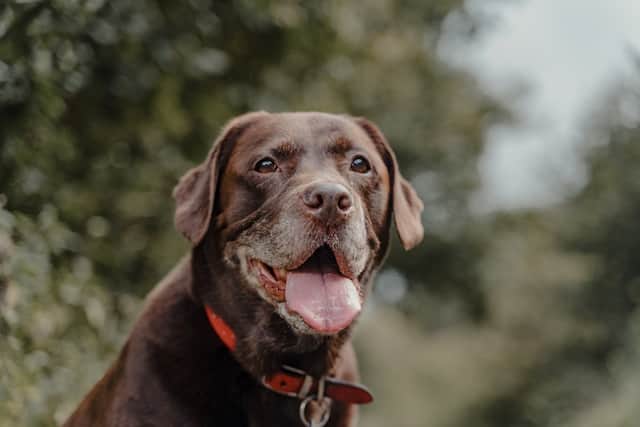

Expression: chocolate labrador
xmin=64 ymin=112 xmax=423 ymax=427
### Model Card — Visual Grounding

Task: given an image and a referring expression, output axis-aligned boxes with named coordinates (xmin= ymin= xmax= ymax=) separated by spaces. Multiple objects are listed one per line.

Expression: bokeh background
xmin=2 ymin=1 xmax=640 ymax=426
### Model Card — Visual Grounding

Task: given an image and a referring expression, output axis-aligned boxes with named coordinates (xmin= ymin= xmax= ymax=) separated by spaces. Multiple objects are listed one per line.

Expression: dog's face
xmin=174 ymin=112 xmax=423 ymax=340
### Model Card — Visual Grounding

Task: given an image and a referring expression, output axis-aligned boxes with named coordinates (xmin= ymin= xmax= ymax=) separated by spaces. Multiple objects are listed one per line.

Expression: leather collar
xmin=204 ymin=305 xmax=373 ymax=405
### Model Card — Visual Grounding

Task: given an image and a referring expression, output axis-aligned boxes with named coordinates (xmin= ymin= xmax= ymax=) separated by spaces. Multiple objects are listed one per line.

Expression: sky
xmin=438 ymin=0 xmax=640 ymax=212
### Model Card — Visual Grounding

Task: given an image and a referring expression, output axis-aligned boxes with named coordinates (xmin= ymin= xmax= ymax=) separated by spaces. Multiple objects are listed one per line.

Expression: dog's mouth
xmin=249 ymin=245 xmax=362 ymax=334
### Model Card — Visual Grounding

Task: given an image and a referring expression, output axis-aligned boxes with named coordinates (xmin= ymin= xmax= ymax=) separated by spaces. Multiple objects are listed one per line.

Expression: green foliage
xmin=0 ymin=0 xmax=497 ymax=302
xmin=0 ymin=204 xmax=139 ymax=425
xmin=3 ymin=0 xmax=640 ymax=426
xmin=1 ymin=1 xmax=501 ymax=424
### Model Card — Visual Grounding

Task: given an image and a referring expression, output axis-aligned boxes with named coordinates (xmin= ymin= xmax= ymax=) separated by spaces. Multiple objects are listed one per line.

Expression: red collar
xmin=205 ymin=305 xmax=237 ymax=350
xmin=204 ymin=305 xmax=373 ymax=405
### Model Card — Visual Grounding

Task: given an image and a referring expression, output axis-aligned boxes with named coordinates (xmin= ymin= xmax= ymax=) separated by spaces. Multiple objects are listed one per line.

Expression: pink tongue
xmin=285 ymin=271 xmax=361 ymax=334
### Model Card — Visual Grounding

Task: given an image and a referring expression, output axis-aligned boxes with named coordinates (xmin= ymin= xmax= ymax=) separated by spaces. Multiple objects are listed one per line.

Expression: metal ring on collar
xmin=298 ymin=395 xmax=331 ymax=427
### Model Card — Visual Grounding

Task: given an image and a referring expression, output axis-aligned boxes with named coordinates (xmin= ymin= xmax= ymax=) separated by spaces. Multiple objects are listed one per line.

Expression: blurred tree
xmin=1 ymin=0 xmax=504 ymax=425
xmin=5 ymin=1 xmax=639 ymax=426
xmin=465 ymin=73 xmax=640 ymax=427
xmin=0 ymin=0 xmax=502 ymax=304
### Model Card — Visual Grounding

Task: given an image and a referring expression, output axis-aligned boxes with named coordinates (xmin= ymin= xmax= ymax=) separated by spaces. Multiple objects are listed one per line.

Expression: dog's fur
xmin=64 ymin=112 xmax=423 ymax=427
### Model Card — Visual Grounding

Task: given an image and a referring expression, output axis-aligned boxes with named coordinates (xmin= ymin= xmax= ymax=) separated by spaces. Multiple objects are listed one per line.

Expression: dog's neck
xmin=190 ymin=243 xmax=350 ymax=380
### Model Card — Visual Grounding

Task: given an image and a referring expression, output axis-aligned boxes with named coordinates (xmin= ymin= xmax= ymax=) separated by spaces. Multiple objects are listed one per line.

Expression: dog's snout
xmin=302 ymin=182 xmax=353 ymax=223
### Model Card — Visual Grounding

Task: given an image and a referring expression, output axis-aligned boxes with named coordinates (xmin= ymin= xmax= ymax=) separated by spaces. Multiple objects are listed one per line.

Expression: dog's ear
xmin=354 ymin=118 xmax=424 ymax=250
xmin=173 ymin=112 xmax=267 ymax=246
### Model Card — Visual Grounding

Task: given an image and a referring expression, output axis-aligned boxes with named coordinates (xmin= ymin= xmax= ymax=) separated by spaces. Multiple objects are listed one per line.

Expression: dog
xmin=64 ymin=112 xmax=423 ymax=427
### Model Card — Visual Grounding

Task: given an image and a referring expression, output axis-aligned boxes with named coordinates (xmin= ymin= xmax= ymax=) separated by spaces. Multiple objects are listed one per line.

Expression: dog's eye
xmin=254 ymin=157 xmax=278 ymax=173
xmin=350 ymin=155 xmax=371 ymax=173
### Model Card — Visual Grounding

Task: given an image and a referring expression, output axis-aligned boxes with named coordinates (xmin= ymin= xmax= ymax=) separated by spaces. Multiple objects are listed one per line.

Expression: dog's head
xmin=174 ymin=112 xmax=422 ymax=361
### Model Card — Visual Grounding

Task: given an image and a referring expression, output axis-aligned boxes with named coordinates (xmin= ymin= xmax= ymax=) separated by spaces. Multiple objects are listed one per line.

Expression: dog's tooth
xmin=264 ymin=281 xmax=285 ymax=302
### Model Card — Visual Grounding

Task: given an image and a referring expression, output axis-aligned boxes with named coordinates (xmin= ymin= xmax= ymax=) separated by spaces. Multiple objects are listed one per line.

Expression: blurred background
xmin=1 ymin=0 xmax=640 ymax=425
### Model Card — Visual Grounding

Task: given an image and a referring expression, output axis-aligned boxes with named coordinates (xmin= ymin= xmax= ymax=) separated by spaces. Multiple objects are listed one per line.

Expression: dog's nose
xmin=302 ymin=182 xmax=353 ymax=223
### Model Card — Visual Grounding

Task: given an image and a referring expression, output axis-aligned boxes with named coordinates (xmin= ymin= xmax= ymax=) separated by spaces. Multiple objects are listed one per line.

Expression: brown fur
xmin=64 ymin=112 xmax=423 ymax=427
